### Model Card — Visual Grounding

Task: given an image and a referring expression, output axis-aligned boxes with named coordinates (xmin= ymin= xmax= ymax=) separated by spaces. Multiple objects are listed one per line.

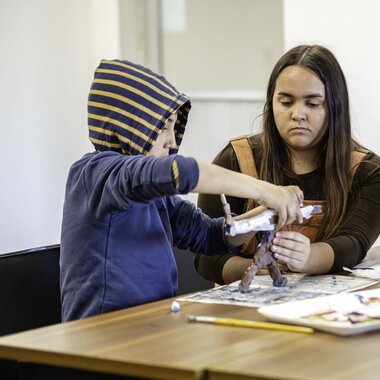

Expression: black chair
xmin=0 ymin=244 xmax=62 ymax=379
xmin=173 ymin=247 xmax=214 ymax=295
xmin=0 ymin=244 xmax=61 ymax=336
xmin=0 ymin=244 xmax=208 ymax=332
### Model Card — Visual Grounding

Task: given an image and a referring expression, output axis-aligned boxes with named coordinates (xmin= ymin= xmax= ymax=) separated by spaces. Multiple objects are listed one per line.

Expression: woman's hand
xmin=270 ymin=231 xmax=311 ymax=272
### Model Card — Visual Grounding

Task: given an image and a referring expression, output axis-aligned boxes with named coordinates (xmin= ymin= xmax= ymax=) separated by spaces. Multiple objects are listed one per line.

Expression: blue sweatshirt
xmin=60 ymin=59 xmax=232 ymax=321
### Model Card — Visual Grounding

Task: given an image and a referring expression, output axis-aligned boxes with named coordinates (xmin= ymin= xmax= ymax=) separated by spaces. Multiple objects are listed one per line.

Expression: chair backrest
xmin=173 ymin=247 xmax=214 ymax=295
xmin=0 ymin=244 xmax=61 ymax=336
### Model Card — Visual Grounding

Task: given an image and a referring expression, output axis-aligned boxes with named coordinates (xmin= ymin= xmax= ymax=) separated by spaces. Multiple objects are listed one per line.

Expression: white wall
xmin=179 ymin=95 xmax=264 ymax=203
xmin=0 ymin=0 xmax=120 ymax=253
xmin=180 ymin=96 xmax=264 ymax=162
xmin=283 ymin=0 xmax=380 ymax=246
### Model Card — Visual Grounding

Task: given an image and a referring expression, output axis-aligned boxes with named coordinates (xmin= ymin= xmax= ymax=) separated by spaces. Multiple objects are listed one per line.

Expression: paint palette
xmin=258 ymin=288 xmax=380 ymax=336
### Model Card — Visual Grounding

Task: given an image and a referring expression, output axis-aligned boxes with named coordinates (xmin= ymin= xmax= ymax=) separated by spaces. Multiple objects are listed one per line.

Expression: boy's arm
xmin=193 ymin=161 xmax=303 ymax=229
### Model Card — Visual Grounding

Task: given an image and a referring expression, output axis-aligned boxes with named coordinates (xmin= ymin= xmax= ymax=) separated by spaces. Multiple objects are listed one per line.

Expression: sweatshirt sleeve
xmin=67 ymin=152 xmax=199 ymax=219
xmin=167 ymin=196 xmax=233 ymax=256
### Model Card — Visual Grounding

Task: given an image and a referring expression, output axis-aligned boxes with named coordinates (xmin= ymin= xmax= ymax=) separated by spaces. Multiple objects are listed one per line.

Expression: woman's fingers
xmin=271 ymin=231 xmax=311 ymax=271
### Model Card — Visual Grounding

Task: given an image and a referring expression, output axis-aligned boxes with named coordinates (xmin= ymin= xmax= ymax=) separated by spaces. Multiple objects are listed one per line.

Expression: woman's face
xmin=272 ymin=65 xmax=328 ymax=152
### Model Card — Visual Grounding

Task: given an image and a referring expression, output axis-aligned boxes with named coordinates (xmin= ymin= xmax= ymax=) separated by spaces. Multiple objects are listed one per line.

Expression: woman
xmin=195 ymin=44 xmax=380 ymax=285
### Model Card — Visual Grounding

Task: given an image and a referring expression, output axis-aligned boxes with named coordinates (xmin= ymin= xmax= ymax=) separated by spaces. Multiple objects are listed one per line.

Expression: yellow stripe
xmin=88 ymin=101 xmax=160 ymax=133
xmin=89 ymin=125 xmax=149 ymax=154
xmin=90 ymin=89 xmax=170 ymax=121
xmin=93 ymin=78 xmax=177 ymax=112
xmin=89 ymin=137 xmax=122 ymax=150
xmin=101 ymin=60 xmax=176 ymax=93
xmin=95 ymin=69 xmax=182 ymax=106
xmin=172 ymin=159 xmax=180 ymax=189
xmin=88 ymin=112 xmax=156 ymax=144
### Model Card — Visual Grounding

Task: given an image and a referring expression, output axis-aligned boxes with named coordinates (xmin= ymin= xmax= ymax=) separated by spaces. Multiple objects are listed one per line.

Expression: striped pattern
xmin=88 ymin=60 xmax=191 ymax=155
xmin=171 ymin=159 xmax=180 ymax=189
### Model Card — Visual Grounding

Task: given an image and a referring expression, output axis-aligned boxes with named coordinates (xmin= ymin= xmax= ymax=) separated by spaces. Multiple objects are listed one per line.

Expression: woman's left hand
xmin=270 ymin=231 xmax=311 ymax=272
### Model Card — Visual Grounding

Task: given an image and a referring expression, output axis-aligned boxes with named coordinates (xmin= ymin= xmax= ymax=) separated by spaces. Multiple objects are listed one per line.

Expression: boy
xmin=60 ymin=59 xmax=303 ymax=321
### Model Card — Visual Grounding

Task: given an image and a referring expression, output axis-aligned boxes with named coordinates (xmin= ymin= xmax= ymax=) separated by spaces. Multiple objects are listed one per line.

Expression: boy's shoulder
xmin=73 ymin=151 xmax=131 ymax=165
xmin=69 ymin=151 xmax=129 ymax=175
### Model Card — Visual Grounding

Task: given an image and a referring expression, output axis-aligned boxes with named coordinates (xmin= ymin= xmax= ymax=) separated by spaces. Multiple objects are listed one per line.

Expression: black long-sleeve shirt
xmin=195 ymin=135 xmax=380 ymax=284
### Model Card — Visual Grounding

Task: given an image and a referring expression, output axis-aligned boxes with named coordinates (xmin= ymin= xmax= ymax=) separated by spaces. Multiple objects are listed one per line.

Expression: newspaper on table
xmin=177 ymin=273 xmax=380 ymax=308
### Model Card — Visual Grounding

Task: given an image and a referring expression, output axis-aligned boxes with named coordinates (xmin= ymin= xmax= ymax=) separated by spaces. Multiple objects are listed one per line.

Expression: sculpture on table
xmin=221 ymin=194 xmax=321 ymax=293
xmin=238 ymin=230 xmax=287 ymax=293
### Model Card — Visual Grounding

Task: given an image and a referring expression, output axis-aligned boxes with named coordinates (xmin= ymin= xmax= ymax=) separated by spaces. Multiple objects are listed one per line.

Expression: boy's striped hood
xmin=88 ymin=60 xmax=191 ymax=155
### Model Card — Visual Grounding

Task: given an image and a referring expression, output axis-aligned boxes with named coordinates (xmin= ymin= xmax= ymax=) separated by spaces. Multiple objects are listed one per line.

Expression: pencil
xmin=187 ymin=315 xmax=314 ymax=334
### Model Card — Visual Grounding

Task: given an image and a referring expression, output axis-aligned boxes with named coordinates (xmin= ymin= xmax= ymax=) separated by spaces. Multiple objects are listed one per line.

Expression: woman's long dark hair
xmin=260 ymin=45 xmax=353 ymax=239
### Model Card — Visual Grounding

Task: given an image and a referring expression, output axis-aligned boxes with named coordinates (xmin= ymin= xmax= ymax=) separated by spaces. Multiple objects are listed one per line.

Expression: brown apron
xmin=230 ymin=137 xmax=361 ymax=258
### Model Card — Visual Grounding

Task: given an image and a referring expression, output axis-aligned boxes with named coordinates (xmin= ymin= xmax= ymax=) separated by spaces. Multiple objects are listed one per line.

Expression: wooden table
xmin=208 ymin=327 xmax=380 ymax=380
xmin=0 ymin=295 xmax=380 ymax=380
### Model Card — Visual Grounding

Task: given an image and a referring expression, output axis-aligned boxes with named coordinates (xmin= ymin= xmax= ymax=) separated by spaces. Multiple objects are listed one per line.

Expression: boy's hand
xmin=258 ymin=182 xmax=304 ymax=228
